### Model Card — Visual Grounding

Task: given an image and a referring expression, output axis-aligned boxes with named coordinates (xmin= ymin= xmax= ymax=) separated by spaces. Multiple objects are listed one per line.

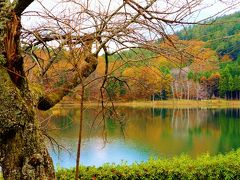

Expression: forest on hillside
xmin=25 ymin=12 xmax=240 ymax=102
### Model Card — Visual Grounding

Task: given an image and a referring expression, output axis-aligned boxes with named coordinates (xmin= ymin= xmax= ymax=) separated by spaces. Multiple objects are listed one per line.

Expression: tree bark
xmin=0 ymin=3 xmax=55 ymax=179
xmin=37 ymin=53 xmax=98 ymax=111
xmin=0 ymin=68 xmax=55 ymax=179
xmin=0 ymin=2 xmax=99 ymax=178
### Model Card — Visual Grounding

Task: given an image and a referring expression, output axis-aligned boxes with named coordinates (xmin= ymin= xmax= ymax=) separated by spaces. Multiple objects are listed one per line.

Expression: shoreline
xmin=56 ymin=99 xmax=240 ymax=109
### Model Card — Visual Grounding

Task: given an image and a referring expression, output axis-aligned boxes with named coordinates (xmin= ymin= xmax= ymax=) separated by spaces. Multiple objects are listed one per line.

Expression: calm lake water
xmin=44 ymin=106 xmax=240 ymax=168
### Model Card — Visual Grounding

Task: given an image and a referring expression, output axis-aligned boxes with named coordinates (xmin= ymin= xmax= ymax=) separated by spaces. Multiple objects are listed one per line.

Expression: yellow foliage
xmin=122 ymin=66 xmax=173 ymax=99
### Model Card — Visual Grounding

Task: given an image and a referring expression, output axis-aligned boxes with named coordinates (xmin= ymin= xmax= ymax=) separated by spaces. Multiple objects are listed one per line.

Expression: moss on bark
xmin=0 ymin=65 xmax=56 ymax=180
xmin=0 ymin=1 xmax=98 ymax=178
xmin=0 ymin=3 xmax=56 ymax=179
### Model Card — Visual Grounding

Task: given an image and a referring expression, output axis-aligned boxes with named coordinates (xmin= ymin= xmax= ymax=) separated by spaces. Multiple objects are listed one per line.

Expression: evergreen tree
xmin=228 ymin=75 xmax=234 ymax=99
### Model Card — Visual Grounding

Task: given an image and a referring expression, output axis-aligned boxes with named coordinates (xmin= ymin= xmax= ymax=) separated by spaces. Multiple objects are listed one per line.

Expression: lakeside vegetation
xmin=57 ymin=149 xmax=240 ymax=179
xmin=59 ymin=99 xmax=240 ymax=109
xmin=110 ymin=100 xmax=240 ymax=109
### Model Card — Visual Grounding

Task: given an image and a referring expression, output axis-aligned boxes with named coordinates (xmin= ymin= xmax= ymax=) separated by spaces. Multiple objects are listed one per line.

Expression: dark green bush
xmin=56 ymin=149 xmax=240 ymax=179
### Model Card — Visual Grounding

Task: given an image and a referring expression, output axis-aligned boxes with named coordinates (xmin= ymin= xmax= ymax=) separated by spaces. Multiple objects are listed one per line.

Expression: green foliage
xmin=178 ymin=11 xmax=240 ymax=60
xmin=0 ymin=54 xmax=6 ymax=65
xmin=56 ymin=149 xmax=240 ymax=179
xmin=159 ymin=66 xmax=170 ymax=75
xmin=109 ymin=48 xmax=156 ymax=62
xmin=187 ymin=71 xmax=203 ymax=82
xmin=105 ymin=78 xmax=126 ymax=100
xmin=228 ymin=75 xmax=234 ymax=91
xmin=218 ymin=63 xmax=240 ymax=97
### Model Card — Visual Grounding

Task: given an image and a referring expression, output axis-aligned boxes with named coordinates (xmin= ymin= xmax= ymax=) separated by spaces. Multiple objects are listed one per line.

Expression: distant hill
xmin=108 ymin=12 xmax=240 ymax=61
xmin=178 ymin=11 xmax=240 ymax=60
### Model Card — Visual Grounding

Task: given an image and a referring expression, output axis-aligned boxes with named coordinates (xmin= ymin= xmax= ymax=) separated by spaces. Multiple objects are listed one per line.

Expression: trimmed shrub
xmin=56 ymin=149 xmax=240 ymax=179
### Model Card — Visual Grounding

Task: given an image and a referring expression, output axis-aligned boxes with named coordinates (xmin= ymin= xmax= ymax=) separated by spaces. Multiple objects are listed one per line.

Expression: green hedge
xmin=56 ymin=149 xmax=240 ymax=179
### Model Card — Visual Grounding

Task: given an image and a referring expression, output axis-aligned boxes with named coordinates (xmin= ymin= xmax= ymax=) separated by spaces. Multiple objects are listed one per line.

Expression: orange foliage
xmin=221 ymin=54 xmax=232 ymax=62
xmin=122 ymin=66 xmax=173 ymax=100
xmin=159 ymin=36 xmax=219 ymax=73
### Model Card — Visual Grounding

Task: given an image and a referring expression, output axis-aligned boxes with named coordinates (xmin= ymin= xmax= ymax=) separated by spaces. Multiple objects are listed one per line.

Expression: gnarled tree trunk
xmin=0 ymin=1 xmax=55 ymax=179
xmin=0 ymin=1 xmax=98 ymax=179
xmin=0 ymin=68 xmax=55 ymax=179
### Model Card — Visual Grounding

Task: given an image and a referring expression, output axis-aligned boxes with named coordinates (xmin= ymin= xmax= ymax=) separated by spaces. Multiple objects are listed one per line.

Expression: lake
xmin=43 ymin=106 xmax=240 ymax=168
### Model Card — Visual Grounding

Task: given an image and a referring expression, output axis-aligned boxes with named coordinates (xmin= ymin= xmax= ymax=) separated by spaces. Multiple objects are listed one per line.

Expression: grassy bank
xmin=57 ymin=149 xmax=240 ymax=179
xmin=107 ymin=99 xmax=240 ymax=108
xmin=59 ymin=99 xmax=240 ymax=109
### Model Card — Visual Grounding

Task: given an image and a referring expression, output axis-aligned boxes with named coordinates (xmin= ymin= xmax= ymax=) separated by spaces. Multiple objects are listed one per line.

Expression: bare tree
xmin=0 ymin=0 xmax=240 ymax=179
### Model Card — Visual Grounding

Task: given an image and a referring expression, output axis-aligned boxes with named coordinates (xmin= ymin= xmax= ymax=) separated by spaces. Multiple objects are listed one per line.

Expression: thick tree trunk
xmin=0 ymin=68 xmax=55 ymax=179
xmin=0 ymin=1 xmax=99 ymax=178
xmin=0 ymin=5 xmax=55 ymax=179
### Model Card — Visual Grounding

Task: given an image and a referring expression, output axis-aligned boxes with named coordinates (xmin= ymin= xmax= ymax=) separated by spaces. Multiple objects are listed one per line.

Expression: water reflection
xmin=51 ymin=138 xmax=151 ymax=168
xmin=44 ymin=107 xmax=240 ymax=168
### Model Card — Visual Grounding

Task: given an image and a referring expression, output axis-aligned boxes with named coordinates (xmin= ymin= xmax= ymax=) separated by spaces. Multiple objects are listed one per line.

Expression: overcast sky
xmin=20 ymin=0 xmax=240 ymax=54
xmin=22 ymin=0 xmax=240 ymax=27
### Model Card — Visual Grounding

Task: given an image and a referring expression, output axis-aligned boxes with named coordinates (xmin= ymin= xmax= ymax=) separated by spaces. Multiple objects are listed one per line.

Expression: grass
xmin=112 ymin=99 xmax=240 ymax=108
xmin=58 ymin=99 xmax=240 ymax=109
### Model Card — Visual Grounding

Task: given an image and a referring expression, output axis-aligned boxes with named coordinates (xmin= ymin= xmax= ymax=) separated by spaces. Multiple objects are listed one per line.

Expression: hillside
xmin=178 ymin=11 xmax=240 ymax=60
xmin=98 ymin=11 xmax=240 ymax=101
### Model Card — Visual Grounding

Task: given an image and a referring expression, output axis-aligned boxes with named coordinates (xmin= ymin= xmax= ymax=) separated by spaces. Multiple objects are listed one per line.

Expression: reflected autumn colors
xmin=42 ymin=107 xmax=240 ymax=168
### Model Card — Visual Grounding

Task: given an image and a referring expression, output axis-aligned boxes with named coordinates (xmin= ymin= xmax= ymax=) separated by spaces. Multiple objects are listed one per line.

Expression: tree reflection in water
xmin=41 ymin=107 xmax=240 ymax=168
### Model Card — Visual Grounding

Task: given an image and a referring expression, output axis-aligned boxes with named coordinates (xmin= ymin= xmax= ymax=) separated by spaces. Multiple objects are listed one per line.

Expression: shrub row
xmin=56 ymin=149 xmax=240 ymax=179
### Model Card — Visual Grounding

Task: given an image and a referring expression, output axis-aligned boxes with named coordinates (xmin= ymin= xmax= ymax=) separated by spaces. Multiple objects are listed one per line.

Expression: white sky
xmin=22 ymin=0 xmax=240 ymax=27
xmin=20 ymin=0 xmax=240 ymax=54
